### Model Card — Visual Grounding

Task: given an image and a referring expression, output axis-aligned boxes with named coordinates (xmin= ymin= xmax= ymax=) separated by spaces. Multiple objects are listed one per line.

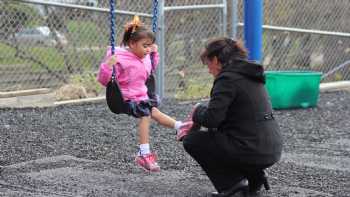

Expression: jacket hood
xmin=115 ymin=47 xmax=143 ymax=60
xmin=106 ymin=46 xmax=149 ymax=62
xmin=221 ymin=59 xmax=266 ymax=83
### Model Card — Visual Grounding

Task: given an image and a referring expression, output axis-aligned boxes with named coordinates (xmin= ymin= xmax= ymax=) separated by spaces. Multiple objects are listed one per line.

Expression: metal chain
xmin=109 ymin=0 xmax=116 ymax=80
xmin=109 ymin=0 xmax=115 ymax=55
xmin=152 ymin=0 xmax=158 ymax=33
xmin=151 ymin=0 xmax=159 ymax=70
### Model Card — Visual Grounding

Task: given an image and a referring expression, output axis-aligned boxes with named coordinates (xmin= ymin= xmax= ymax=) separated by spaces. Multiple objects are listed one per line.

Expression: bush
xmin=70 ymin=72 xmax=103 ymax=97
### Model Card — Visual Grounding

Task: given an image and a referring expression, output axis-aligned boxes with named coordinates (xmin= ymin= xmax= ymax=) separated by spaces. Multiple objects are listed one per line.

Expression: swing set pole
xmin=155 ymin=0 xmax=165 ymax=100
xmin=244 ymin=0 xmax=263 ymax=62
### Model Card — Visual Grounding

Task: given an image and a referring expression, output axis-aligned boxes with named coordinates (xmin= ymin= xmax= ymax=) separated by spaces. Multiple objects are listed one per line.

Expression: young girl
xmin=97 ymin=16 xmax=192 ymax=172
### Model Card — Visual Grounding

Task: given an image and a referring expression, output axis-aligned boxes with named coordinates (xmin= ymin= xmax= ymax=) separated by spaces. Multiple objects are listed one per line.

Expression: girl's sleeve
xmin=97 ymin=48 xmax=112 ymax=87
xmin=97 ymin=62 xmax=112 ymax=87
xmin=151 ymin=51 xmax=159 ymax=71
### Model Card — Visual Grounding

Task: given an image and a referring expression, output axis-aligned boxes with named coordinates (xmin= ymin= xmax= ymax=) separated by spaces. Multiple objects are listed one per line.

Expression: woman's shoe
xmin=248 ymin=170 xmax=270 ymax=193
xmin=263 ymin=176 xmax=270 ymax=190
xmin=211 ymin=179 xmax=249 ymax=197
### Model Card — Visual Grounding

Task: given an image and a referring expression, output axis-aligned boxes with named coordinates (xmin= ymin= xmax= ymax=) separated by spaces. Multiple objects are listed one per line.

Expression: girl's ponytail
xmin=121 ymin=15 xmax=155 ymax=46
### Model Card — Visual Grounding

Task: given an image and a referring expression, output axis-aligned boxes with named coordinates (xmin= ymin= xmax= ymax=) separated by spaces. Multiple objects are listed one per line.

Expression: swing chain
xmin=152 ymin=0 xmax=158 ymax=33
xmin=109 ymin=0 xmax=116 ymax=55
xmin=150 ymin=0 xmax=159 ymax=70
xmin=109 ymin=0 xmax=116 ymax=80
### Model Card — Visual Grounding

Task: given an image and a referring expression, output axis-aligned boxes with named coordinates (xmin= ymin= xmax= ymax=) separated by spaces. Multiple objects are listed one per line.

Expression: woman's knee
xmin=182 ymin=136 xmax=192 ymax=154
xmin=182 ymin=132 xmax=201 ymax=155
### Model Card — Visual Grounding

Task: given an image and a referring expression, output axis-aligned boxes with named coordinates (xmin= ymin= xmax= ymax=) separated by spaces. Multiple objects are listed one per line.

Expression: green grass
xmin=175 ymin=82 xmax=211 ymax=100
xmin=165 ymin=40 xmax=212 ymax=100
xmin=29 ymin=47 xmax=65 ymax=71
xmin=0 ymin=42 xmax=105 ymax=72
xmin=67 ymin=21 xmax=106 ymax=46
xmin=175 ymin=67 xmax=213 ymax=100
xmin=0 ymin=43 xmax=25 ymax=65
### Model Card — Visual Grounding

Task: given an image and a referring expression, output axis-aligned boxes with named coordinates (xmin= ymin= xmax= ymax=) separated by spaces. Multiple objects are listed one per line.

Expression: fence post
xmin=231 ymin=0 xmax=238 ymax=39
xmin=222 ymin=0 xmax=227 ymax=36
xmin=156 ymin=0 xmax=165 ymax=99
xmin=244 ymin=0 xmax=263 ymax=62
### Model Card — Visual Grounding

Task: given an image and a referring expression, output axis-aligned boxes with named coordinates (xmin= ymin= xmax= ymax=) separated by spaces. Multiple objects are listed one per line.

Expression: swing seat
xmin=146 ymin=73 xmax=156 ymax=100
xmin=106 ymin=73 xmax=158 ymax=115
xmin=106 ymin=79 xmax=129 ymax=114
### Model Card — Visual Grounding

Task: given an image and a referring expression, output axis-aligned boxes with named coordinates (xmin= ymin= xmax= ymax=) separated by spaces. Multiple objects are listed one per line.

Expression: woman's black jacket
xmin=192 ymin=59 xmax=283 ymax=165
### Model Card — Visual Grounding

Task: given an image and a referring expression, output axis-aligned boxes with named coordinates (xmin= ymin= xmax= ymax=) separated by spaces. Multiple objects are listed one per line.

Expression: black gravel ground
xmin=0 ymin=91 xmax=349 ymax=197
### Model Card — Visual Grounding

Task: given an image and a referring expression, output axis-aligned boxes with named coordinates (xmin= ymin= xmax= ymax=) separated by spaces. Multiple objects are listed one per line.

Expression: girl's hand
xmin=106 ymin=55 xmax=117 ymax=68
xmin=151 ymin=44 xmax=158 ymax=53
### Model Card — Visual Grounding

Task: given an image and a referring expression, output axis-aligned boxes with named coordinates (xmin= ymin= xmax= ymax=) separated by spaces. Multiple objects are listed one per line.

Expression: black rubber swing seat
xmin=106 ymin=79 xmax=129 ymax=114
xmin=145 ymin=72 xmax=156 ymax=100
xmin=106 ymin=72 xmax=157 ymax=115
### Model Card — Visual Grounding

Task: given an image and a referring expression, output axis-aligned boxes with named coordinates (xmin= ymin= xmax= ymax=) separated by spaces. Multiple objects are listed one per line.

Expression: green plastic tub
xmin=265 ymin=71 xmax=322 ymax=109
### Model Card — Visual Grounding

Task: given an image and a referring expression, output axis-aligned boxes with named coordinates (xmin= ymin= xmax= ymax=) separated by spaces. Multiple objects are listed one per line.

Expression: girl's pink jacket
xmin=97 ymin=47 xmax=159 ymax=102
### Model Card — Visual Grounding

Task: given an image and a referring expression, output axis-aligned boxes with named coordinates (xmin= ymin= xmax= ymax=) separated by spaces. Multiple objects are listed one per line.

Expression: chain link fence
xmin=0 ymin=0 xmax=225 ymax=100
xmin=234 ymin=0 xmax=350 ymax=82
xmin=1 ymin=0 xmax=349 ymax=100
xmin=160 ymin=0 xmax=226 ymax=99
xmin=0 ymin=0 xmax=155 ymax=96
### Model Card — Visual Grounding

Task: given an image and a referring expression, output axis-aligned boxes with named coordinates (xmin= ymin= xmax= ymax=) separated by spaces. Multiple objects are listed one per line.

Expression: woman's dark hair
xmin=200 ymin=37 xmax=247 ymax=65
xmin=121 ymin=16 xmax=155 ymax=46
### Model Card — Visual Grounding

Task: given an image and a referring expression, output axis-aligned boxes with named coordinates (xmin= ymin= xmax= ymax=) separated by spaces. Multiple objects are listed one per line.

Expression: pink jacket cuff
xmin=97 ymin=63 xmax=112 ymax=87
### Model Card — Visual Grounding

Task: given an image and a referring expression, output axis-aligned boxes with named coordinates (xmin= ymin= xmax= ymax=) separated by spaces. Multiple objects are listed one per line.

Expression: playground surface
xmin=0 ymin=91 xmax=349 ymax=197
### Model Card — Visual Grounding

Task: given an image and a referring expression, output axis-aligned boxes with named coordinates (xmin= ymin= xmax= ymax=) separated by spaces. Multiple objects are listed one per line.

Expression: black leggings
xmin=182 ymin=130 xmax=272 ymax=192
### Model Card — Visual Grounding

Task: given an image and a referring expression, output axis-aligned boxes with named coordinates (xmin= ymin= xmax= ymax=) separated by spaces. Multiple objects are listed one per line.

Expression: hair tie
xmin=125 ymin=15 xmax=143 ymax=33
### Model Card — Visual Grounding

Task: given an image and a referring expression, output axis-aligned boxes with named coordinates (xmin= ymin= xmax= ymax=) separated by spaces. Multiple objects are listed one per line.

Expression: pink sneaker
xmin=135 ymin=152 xmax=160 ymax=172
xmin=176 ymin=121 xmax=194 ymax=141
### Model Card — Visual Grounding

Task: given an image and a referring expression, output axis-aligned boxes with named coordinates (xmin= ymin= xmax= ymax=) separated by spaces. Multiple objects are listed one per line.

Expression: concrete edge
xmin=54 ymin=96 xmax=105 ymax=106
xmin=1 ymin=81 xmax=350 ymax=108
xmin=55 ymin=81 xmax=350 ymax=106
xmin=319 ymin=81 xmax=350 ymax=92
xmin=0 ymin=88 xmax=51 ymax=98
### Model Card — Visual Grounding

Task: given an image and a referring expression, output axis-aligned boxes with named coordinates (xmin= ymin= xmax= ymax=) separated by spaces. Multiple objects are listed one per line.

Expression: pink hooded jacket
xmin=97 ymin=47 xmax=159 ymax=102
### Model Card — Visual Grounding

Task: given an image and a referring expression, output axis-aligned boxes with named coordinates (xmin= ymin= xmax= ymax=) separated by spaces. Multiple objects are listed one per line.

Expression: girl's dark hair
xmin=121 ymin=17 xmax=155 ymax=46
xmin=200 ymin=37 xmax=247 ymax=65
